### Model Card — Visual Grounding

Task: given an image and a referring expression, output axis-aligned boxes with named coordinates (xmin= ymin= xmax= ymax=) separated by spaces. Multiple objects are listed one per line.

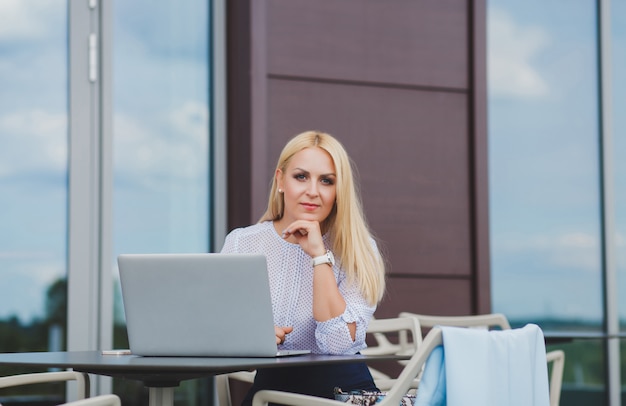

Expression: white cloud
xmin=495 ymin=230 xmax=626 ymax=274
xmin=0 ymin=0 xmax=61 ymax=41
xmin=168 ymin=101 xmax=210 ymax=144
xmin=114 ymin=101 xmax=210 ymax=189
xmin=488 ymin=8 xmax=550 ymax=99
xmin=494 ymin=230 xmax=601 ymax=273
xmin=0 ymin=109 xmax=67 ymax=177
xmin=0 ymin=100 xmax=210 ymax=186
xmin=550 ymin=232 xmax=600 ymax=272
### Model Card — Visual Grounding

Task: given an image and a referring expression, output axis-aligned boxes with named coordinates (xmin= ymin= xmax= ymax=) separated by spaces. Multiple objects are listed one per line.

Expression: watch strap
xmin=311 ymin=250 xmax=334 ymax=267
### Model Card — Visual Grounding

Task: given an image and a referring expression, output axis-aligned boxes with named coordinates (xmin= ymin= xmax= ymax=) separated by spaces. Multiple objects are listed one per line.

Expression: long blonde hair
xmin=259 ymin=131 xmax=386 ymax=305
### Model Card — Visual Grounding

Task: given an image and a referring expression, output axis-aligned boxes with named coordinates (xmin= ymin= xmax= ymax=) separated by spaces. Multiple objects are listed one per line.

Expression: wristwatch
xmin=311 ymin=250 xmax=335 ymax=267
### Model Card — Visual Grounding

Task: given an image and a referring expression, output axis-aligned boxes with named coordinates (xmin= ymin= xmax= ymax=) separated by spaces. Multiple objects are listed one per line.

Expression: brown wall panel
xmin=267 ymin=0 xmax=468 ymax=89
xmin=265 ymin=79 xmax=472 ymax=277
xmin=375 ymin=277 xmax=473 ymax=318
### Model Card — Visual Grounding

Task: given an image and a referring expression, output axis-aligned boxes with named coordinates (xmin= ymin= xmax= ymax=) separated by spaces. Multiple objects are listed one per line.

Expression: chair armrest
xmin=0 ymin=371 xmax=90 ymax=400
xmin=252 ymin=390 xmax=342 ymax=406
xmin=64 ymin=394 xmax=121 ymax=406
xmin=374 ymin=378 xmax=419 ymax=392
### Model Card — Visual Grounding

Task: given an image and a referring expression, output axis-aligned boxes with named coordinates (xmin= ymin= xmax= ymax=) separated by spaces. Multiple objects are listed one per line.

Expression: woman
xmin=221 ymin=130 xmax=386 ymax=404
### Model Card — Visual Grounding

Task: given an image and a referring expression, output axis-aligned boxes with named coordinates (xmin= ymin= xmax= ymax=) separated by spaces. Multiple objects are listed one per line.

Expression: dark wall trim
xmin=226 ymin=0 xmax=253 ymax=229
xmin=469 ymin=0 xmax=491 ymax=313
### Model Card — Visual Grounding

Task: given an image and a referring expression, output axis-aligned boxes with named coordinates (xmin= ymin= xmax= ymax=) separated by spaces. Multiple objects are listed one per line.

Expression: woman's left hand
xmin=275 ymin=326 xmax=293 ymax=345
xmin=281 ymin=220 xmax=326 ymax=258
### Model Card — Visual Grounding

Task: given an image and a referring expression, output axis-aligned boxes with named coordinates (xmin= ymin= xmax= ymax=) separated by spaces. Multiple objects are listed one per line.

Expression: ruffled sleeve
xmin=314 ymin=269 xmax=376 ymax=354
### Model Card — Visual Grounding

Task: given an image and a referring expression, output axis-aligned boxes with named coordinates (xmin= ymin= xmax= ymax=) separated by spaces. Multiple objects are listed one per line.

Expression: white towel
xmin=416 ymin=323 xmax=550 ymax=406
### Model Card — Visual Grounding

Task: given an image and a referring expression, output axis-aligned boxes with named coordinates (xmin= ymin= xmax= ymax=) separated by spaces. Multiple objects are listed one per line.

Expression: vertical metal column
xmin=212 ymin=0 xmax=228 ymax=401
xmin=97 ymin=0 xmax=114 ymax=397
xmin=212 ymin=0 xmax=228 ymax=251
xmin=598 ymin=0 xmax=620 ymax=405
xmin=68 ymin=0 xmax=100 ymax=359
xmin=68 ymin=0 xmax=113 ymax=398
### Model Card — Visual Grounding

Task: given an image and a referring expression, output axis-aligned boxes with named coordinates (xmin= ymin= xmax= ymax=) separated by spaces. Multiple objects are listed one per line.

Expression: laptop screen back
xmin=118 ymin=253 xmax=283 ymax=357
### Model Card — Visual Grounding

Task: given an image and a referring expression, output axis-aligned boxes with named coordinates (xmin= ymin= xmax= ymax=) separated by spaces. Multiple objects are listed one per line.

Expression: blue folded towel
xmin=415 ymin=323 xmax=550 ymax=406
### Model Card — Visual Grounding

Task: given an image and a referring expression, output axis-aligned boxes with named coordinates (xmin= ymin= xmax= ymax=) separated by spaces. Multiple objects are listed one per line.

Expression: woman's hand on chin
xmin=281 ymin=220 xmax=325 ymax=258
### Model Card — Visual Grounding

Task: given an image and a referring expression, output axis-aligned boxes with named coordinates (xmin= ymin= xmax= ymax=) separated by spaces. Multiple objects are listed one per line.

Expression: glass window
xmin=0 ymin=0 xmax=68 ymax=352
xmin=546 ymin=339 xmax=607 ymax=405
xmin=487 ymin=0 xmax=603 ymax=330
xmin=0 ymin=0 xmax=69 ymax=402
xmin=488 ymin=1 xmax=610 ymax=404
xmin=112 ymin=0 xmax=211 ymax=403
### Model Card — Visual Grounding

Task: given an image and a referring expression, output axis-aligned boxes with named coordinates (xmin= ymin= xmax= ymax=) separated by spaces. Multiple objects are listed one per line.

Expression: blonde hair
xmin=259 ymin=131 xmax=386 ymax=305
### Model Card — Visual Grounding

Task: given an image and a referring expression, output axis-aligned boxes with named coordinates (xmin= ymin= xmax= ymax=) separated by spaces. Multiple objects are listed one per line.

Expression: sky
xmin=0 ymin=0 xmax=68 ymax=322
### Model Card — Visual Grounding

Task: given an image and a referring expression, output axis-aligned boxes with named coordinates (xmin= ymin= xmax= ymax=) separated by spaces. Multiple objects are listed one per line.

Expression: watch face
xmin=327 ymin=251 xmax=335 ymax=265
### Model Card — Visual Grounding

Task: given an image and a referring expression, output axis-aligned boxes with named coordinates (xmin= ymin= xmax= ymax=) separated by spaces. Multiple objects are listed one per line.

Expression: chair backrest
xmin=399 ymin=312 xmax=564 ymax=406
xmin=546 ymin=349 xmax=565 ymax=406
xmin=399 ymin=312 xmax=511 ymax=330
xmin=0 ymin=371 xmax=90 ymax=400
xmin=218 ymin=370 xmax=257 ymax=406
xmin=377 ymin=326 xmax=442 ymax=406
xmin=361 ymin=316 xmax=422 ymax=390
xmin=364 ymin=316 xmax=422 ymax=356
xmin=214 ymin=374 xmax=232 ymax=406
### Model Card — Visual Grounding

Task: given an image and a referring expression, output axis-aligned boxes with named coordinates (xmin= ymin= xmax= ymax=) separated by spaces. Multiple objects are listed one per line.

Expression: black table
xmin=0 ymin=351 xmax=406 ymax=406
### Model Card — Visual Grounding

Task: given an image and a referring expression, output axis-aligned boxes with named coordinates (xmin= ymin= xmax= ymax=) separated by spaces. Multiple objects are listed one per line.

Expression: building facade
xmin=0 ymin=0 xmax=623 ymax=405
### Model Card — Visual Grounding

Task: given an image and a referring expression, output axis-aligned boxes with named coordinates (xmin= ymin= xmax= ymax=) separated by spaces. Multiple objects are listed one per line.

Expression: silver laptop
xmin=117 ymin=253 xmax=310 ymax=357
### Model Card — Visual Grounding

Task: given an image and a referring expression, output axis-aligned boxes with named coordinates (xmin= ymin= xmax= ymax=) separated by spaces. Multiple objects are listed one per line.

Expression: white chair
xmin=215 ymin=368 xmax=256 ymax=406
xmin=399 ymin=312 xmax=565 ymax=406
xmin=251 ymin=327 xmax=444 ymax=406
xmin=361 ymin=316 xmax=422 ymax=391
xmin=0 ymin=371 xmax=121 ymax=406
xmin=546 ymin=349 xmax=565 ymax=406
xmin=0 ymin=371 xmax=89 ymax=398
